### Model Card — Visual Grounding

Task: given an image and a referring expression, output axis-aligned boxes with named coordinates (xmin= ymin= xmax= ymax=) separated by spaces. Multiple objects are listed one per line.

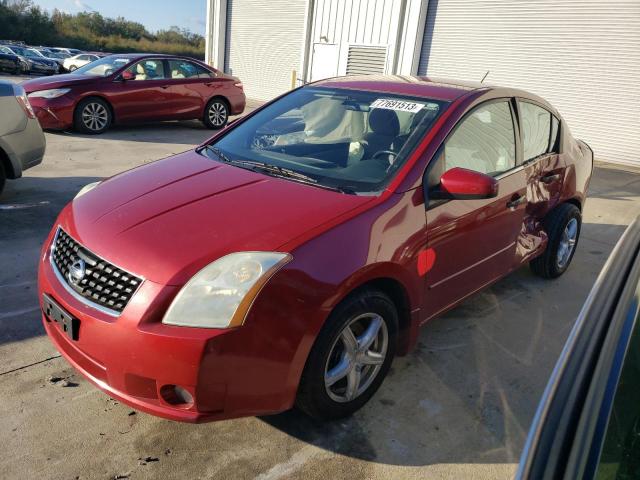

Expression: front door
xmin=110 ymin=59 xmax=170 ymax=122
xmin=423 ymin=99 xmax=527 ymax=320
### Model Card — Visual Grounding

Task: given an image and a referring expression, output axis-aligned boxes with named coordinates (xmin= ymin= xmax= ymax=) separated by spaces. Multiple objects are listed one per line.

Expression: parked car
xmin=0 ymin=44 xmax=58 ymax=75
xmin=518 ymin=215 xmax=640 ymax=480
xmin=37 ymin=76 xmax=593 ymax=422
xmin=0 ymin=81 xmax=46 ymax=196
xmin=23 ymin=54 xmax=246 ymax=134
xmin=0 ymin=51 xmax=21 ymax=75
xmin=62 ymin=53 xmax=100 ymax=72
xmin=51 ymin=47 xmax=84 ymax=56
xmin=26 ymin=47 xmax=65 ymax=72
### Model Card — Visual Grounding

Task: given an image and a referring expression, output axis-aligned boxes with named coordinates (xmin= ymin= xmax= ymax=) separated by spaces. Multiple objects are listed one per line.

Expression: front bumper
xmin=29 ymin=95 xmax=75 ymax=130
xmin=37 ymin=224 xmax=303 ymax=422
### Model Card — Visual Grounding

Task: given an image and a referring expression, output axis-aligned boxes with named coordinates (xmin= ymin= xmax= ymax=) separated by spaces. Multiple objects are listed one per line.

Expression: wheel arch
xmin=205 ymin=95 xmax=230 ymax=113
xmin=0 ymin=143 xmax=19 ymax=179
xmin=74 ymin=94 xmax=116 ymax=124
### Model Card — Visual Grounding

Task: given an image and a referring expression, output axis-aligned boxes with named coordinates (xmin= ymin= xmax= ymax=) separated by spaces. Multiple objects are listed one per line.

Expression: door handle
xmin=540 ymin=172 xmax=561 ymax=184
xmin=506 ymin=195 xmax=526 ymax=209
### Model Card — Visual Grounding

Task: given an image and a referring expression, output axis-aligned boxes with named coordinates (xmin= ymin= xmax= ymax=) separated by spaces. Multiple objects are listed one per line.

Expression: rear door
xmin=110 ymin=58 xmax=170 ymax=122
xmin=423 ymin=99 xmax=528 ymax=320
xmin=516 ymin=99 xmax=566 ymax=263
xmin=163 ymin=59 xmax=217 ymax=119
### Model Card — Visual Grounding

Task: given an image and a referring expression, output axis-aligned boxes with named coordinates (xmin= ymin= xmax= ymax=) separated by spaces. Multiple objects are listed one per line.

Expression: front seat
xmin=135 ymin=63 xmax=148 ymax=80
xmin=363 ymin=109 xmax=400 ymax=160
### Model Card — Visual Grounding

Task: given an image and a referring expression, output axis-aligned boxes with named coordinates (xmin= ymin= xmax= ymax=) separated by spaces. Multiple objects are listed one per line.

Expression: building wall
xmin=418 ymin=0 xmax=640 ymax=165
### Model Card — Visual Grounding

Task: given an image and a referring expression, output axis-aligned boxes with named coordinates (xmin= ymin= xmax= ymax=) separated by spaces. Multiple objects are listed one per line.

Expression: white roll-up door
xmin=418 ymin=0 xmax=640 ymax=166
xmin=225 ymin=0 xmax=307 ymax=102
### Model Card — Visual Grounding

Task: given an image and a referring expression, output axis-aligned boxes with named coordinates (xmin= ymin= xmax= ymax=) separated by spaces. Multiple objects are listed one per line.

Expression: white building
xmin=205 ymin=0 xmax=640 ymax=166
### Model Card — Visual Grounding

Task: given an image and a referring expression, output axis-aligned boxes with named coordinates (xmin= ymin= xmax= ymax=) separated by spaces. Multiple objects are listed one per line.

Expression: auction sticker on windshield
xmin=370 ymin=98 xmax=424 ymax=113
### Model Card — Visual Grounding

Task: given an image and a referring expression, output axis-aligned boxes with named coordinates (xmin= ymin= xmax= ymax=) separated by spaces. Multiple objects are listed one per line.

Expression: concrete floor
xmin=1 ymin=74 xmax=639 ymax=479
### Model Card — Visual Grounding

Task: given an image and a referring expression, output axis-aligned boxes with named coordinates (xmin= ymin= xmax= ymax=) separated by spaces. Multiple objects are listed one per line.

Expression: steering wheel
xmin=372 ymin=150 xmax=399 ymax=165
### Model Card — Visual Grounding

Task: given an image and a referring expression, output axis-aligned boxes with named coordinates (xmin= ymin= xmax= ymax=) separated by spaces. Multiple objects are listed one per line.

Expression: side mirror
xmin=436 ymin=167 xmax=498 ymax=200
xmin=121 ymin=70 xmax=136 ymax=81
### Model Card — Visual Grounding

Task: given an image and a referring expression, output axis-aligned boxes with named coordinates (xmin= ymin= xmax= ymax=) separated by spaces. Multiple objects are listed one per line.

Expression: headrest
xmin=369 ymin=108 xmax=400 ymax=137
xmin=136 ymin=64 xmax=146 ymax=74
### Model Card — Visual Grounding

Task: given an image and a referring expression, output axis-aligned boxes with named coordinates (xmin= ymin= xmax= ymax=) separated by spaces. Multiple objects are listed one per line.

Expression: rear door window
xmin=168 ymin=60 xmax=214 ymax=79
xmin=519 ymin=101 xmax=560 ymax=161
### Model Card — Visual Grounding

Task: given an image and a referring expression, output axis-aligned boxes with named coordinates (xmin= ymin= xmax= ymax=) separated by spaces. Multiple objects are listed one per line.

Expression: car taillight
xmin=234 ymin=82 xmax=243 ymax=89
xmin=16 ymin=93 xmax=36 ymax=119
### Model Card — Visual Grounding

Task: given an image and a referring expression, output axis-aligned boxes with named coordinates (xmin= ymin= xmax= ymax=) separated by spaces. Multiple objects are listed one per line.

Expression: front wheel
xmin=530 ymin=203 xmax=582 ymax=278
xmin=74 ymin=98 xmax=112 ymax=134
xmin=296 ymin=289 xmax=397 ymax=420
xmin=203 ymin=98 xmax=229 ymax=129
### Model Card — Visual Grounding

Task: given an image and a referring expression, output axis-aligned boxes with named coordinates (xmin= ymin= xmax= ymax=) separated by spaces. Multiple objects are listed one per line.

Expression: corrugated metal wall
xmin=225 ymin=0 xmax=307 ymax=101
xmin=308 ymin=0 xmax=404 ymax=78
xmin=418 ymin=0 xmax=640 ymax=165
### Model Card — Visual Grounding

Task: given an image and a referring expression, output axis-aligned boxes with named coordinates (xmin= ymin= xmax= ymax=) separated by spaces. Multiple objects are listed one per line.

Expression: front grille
xmin=51 ymin=228 xmax=142 ymax=314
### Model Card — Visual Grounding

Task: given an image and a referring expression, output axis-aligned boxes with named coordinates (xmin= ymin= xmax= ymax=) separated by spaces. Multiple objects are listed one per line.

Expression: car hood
xmin=22 ymin=73 xmax=98 ymax=93
xmin=66 ymin=150 xmax=374 ymax=285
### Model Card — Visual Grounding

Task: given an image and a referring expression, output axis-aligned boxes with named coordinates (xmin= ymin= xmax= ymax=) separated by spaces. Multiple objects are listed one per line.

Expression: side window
xmin=520 ymin=101 xmax=560 ymax=161
xmin=440 ymin=101 xmax=516 ymax=178
xmin=125 ymin=59 xmax=166 ymax=81
xmin=168 ymin=60 xmax=214 ymax=79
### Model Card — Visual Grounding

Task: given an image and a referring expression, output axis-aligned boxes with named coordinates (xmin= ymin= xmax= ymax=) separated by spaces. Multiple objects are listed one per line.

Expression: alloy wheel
xmin=557 ymin=217 xmax=578 ymax=268
xmin=324 ymin=313 xmax=388 ymax=403
xmin=82 ymin=102 xmax=108 ymax=132
xmin=208 ymin=102 xmax=227 ymax=127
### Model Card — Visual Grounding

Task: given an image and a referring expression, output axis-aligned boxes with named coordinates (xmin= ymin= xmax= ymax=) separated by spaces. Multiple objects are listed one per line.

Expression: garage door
xmin=225 ymin=0 xmax=307 ymax=102
xmin=418 ymin=0 xmax=640 ymax=166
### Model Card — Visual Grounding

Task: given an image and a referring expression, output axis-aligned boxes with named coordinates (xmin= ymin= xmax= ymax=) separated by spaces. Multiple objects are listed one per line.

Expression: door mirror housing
xmin=121 ymin=70 xmax=136 ymax=81
xmin=434 ymin=167 xmax=499 ymax=200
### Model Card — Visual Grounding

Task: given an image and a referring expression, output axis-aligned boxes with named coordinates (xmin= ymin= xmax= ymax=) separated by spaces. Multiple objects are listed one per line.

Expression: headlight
xmin=162 ymin=252 xmax=291 ymax=329
xmin=28 ymin=88 xmax=71 ymax=99
xmin=74 ymin=181 xmax=100 ymax=199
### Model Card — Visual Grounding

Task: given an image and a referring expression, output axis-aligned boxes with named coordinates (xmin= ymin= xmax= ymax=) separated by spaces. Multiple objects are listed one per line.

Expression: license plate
xmin=43 ymin=293 xmax=80 ymax=341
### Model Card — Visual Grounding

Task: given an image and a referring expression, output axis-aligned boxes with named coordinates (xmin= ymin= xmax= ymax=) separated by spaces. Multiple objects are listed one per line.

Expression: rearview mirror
xmin=121 ymin=70 xmax=136 ymax=81
xmin=435 ymin=167 xmax=498 ymax=200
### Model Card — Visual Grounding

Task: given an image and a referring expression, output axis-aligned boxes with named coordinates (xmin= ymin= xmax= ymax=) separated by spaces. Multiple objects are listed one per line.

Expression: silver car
xmin=0 ymin=81 xmax=45 ymax=196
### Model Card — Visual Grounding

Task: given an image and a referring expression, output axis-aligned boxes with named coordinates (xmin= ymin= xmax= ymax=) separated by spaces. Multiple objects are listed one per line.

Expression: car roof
xmin=312 ymin=75 xmax=491 ymax=102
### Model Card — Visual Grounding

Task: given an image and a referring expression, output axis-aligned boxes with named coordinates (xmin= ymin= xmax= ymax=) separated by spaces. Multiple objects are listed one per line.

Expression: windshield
xmin=74 ymin=55 xmax=131 ymax=77
xmin=8 ymin=46 xmax=27 ymax=56
xmin=203 ymin=87 xmax=447 ymax=194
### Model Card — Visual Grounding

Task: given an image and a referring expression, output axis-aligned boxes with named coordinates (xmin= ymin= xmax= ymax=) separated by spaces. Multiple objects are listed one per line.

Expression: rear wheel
xmin=203 ymin=98 xmax=229 ymax=129
xmin=68 ymin=65 xmax=77 ymax=72
xmin=296 ymin=289 xmax=397 ymax=420
xmin=74 ymin=97 xmax=112 ymax=134
xmin=530 ymin=203 xmax=582 ymax=278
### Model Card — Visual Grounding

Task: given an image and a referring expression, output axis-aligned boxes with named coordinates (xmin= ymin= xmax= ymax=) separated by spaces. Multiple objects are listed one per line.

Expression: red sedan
xmin=22 ymin=54 xmax=245 ymax=134
xmin=38 ymin=76 xmax=593 ymax=422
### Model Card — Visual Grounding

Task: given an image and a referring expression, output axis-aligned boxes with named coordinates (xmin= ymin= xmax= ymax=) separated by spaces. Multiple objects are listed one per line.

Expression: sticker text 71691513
xmin=370 ymin=98 xmax=425 ymax=113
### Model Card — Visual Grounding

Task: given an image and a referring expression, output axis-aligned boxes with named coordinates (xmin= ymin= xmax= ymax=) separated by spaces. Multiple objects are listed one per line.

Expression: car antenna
xmin=481 ymin=70 xmax=490 ymax=83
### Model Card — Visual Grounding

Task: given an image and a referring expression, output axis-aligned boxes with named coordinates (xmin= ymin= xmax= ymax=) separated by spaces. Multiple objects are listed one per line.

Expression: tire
xmin=203 ymin=98 xmax=229 ymax=130
xmin=74 ymin=97 xmax=112 ymax=134
xmin=530 ymin=203 xmax=581 ymax=279
xmin=0 ymin=161 xmax=6 ymax=196
xmin=296 ymin=289 xmax=398 ymax=421
xmin=69 ymin=65 xmax=77 ymax=72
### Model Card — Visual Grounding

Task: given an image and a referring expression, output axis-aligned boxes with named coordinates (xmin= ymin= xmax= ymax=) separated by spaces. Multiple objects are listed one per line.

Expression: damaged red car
xmin=38 ymin=76 xmax=593 ymax=422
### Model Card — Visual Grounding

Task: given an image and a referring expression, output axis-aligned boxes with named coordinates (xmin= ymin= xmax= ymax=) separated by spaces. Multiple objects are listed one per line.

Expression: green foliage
xmin=0 ymin=0 xmax=204 ymax=58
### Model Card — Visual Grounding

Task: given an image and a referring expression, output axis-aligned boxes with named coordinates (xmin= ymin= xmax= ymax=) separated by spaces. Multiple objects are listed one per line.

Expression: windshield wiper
xmin=200 ymin=145 xmax=354 ymax=194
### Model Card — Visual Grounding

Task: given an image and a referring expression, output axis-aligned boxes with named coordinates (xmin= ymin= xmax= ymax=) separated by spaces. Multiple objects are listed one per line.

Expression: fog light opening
xmin=160 ymin=384 xmax=194 ymax=408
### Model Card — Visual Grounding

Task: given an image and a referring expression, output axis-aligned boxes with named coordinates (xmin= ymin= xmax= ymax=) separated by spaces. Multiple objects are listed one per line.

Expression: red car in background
xmin=22 ymin=53 xmax=245 ymax=134
xmin=38 ymin=76 xmax=593 ymax=422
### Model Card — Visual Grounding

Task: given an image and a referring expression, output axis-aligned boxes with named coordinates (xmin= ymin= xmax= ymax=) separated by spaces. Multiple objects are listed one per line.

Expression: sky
xmin=32 ymin=0 xmax=207 ymax=35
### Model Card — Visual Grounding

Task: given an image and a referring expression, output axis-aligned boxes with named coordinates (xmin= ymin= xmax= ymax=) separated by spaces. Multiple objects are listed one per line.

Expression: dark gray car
xmin=0 ymin=81 xmax=45 ymax=196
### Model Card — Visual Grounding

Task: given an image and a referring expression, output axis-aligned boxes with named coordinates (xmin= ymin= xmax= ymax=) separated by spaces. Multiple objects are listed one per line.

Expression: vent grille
xmin=51 ymin=228 xmax=142 ymax=314
xmin=346 ymin=45 xmax=388 ymax=76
